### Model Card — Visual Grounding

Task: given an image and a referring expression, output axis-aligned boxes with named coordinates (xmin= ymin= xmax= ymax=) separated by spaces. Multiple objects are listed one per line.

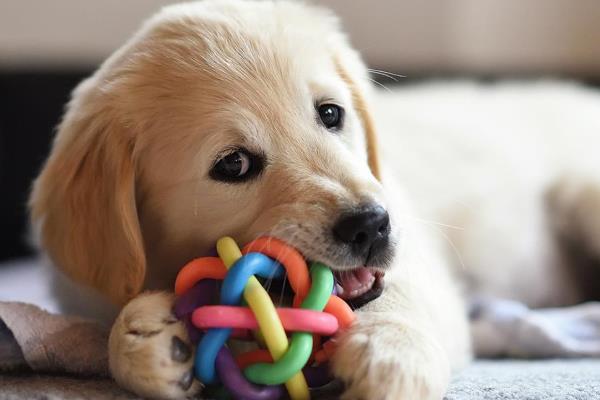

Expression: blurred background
xmin=1 ymin=0 xmax=599 ymax=262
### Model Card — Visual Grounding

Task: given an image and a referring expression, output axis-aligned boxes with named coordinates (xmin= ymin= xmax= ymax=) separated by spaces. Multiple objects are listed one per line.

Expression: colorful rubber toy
xmin=173 ymin=236 xmax=355 ymax=400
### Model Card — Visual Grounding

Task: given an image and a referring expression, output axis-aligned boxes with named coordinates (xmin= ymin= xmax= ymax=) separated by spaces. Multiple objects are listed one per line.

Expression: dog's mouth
xmin=208 ymin=240 xmax=386 ymax=309
xmin=333 ymin=267 xmax=385 ymax=309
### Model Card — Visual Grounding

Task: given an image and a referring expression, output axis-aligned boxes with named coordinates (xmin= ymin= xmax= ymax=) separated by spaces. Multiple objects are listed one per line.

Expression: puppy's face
xmin=30 ymin=1 xmax=396 ymax=306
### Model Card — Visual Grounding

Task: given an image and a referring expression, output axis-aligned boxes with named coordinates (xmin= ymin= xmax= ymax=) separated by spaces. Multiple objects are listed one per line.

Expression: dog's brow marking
xmin=334 ymin=57 xmax=381 ymax=180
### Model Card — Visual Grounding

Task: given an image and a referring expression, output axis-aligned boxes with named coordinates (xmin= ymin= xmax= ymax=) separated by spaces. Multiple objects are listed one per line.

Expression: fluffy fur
xmin=375 ymin=81 xmax=600 ymax=307
xmin=29 ymin=1 xmax=600 ymax=399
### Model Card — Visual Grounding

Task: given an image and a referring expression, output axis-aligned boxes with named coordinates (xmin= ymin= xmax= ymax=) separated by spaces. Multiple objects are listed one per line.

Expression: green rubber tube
xmin=300 ymin=263 xmax=334 ymax=311
xmin=244 ymin=263 xmax=334 ymax=385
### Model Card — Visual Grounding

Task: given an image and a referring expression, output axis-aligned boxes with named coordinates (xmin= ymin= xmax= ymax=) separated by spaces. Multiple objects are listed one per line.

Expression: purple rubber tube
xmin=174 ymin=280 xmax=220 ymax=344
xmin=303 ymin=363 xmax=333 ymax=388
xmin=216 ymin=347 xmax=284 ymax=400
xmin=174 ymin=280 xmax=219 ymax=317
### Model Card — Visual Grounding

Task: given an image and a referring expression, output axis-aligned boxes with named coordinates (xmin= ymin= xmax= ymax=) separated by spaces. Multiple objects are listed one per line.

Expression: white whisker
xmin=368 ymin=68 xmax=406 ymax=80
xmin=368 ymin=77 xmax=393 ymax=93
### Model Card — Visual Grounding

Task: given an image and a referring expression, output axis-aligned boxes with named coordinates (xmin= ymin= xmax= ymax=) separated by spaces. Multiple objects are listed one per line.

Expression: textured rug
xmin=2 ymin=359 xmax=600 ymax=399
xmin=447 ymin=359 xmax=600 ymax=400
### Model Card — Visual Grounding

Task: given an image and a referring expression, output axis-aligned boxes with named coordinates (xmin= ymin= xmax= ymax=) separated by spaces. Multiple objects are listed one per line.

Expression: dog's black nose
xmin=333 ymin=203 xmax=391 ymax=258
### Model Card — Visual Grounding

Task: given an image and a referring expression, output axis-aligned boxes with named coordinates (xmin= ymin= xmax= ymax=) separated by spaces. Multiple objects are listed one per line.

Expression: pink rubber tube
xmin=192 ymin=306 xmax=339 ymax=335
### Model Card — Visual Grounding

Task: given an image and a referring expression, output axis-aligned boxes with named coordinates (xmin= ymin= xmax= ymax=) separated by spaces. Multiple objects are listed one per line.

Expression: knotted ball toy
xmin=173 ymin=236 xmax=355 ymax=400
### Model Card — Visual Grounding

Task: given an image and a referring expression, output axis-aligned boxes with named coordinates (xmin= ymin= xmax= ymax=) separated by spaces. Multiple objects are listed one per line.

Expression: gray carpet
xmin=1 ymin=360 xmax=599 ymax=399
xmin=446 ymin=359 xmax=600 ymax=400
xmin=0 ymin=375 xmax=138 ymax=400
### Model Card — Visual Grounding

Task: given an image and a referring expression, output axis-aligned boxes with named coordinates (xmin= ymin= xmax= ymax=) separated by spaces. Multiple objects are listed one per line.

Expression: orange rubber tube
xmin=243 ymin=237 xmax=311 ymax=304
xmin=175 ymin=257 xmax=227 ymax=295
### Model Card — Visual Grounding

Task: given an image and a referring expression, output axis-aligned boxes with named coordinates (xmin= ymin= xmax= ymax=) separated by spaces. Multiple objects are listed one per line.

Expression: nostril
xmin=353 ymin=231 xmax=368 ymax=245
xmin=332 ymin=203 xmax=391 ymax=256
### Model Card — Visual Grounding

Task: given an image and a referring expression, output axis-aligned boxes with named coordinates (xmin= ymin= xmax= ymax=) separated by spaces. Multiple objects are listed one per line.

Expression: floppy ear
xmin=334 ymin=56 xmax=381 ymax=181
xmin=29 ymin=81 xmax=145 ymax=306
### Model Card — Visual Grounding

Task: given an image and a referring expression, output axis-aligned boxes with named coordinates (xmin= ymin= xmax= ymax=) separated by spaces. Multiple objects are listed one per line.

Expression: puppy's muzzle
xmin=332 ymin=203 xmax=391 ymax=264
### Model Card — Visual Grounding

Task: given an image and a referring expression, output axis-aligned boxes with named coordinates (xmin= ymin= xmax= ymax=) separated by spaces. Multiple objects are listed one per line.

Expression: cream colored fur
xmin=375 ymin=81 xmax=600 ymax=308
xmin=28 ymin=1 xmax=600 ymax=399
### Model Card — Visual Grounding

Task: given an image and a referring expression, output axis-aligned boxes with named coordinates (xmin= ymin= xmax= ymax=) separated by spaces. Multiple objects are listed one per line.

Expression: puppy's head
xmin=30 ymin=0 xmax=397 ymax=307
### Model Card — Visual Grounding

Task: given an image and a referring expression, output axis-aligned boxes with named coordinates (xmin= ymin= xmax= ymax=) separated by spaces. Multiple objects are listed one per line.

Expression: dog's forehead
xmin=189 ymin=26 xmax=352 ymax=141
xmin=201 ymin=28 xmax=342 ymax=95
xmin=130 ymin=3 xmax=361 ymax=158
xmin=146 ymin=3 xmax=348 ymax=101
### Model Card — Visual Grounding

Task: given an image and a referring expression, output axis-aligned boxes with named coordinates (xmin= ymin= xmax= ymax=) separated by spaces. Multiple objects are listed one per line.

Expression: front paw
xmin=109 ymin=292 xmax=202 ymax=399
xmin=331 ymin=314 xmax=450 ymax=400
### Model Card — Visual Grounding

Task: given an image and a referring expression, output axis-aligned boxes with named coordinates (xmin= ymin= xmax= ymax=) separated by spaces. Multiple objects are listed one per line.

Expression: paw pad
xmin=171 ymin=336 xmax=192 ymax=362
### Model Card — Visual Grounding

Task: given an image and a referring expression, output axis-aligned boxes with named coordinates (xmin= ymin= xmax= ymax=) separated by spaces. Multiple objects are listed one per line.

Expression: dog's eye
xmin=318 ymin=104 xmax=344 ymax=130
xmin=210 ymin=149 xmax=263 ymax=182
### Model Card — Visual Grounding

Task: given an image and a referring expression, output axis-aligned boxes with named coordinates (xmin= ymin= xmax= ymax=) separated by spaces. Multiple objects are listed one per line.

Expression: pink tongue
xmin=337 ymin=268 xmax=375 ymax=294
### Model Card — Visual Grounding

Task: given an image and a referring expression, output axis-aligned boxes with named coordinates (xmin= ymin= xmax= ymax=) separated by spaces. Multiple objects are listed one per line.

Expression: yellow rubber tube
xmin=216 ymin=237 xmax=310 ymax=400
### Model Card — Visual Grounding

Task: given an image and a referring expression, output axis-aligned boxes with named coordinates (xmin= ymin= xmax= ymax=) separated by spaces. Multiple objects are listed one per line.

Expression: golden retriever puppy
xmin=30 ymin=1 xmax=600 ymax=399
xmin=30 ymin=1 xmax=473 ymax=399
